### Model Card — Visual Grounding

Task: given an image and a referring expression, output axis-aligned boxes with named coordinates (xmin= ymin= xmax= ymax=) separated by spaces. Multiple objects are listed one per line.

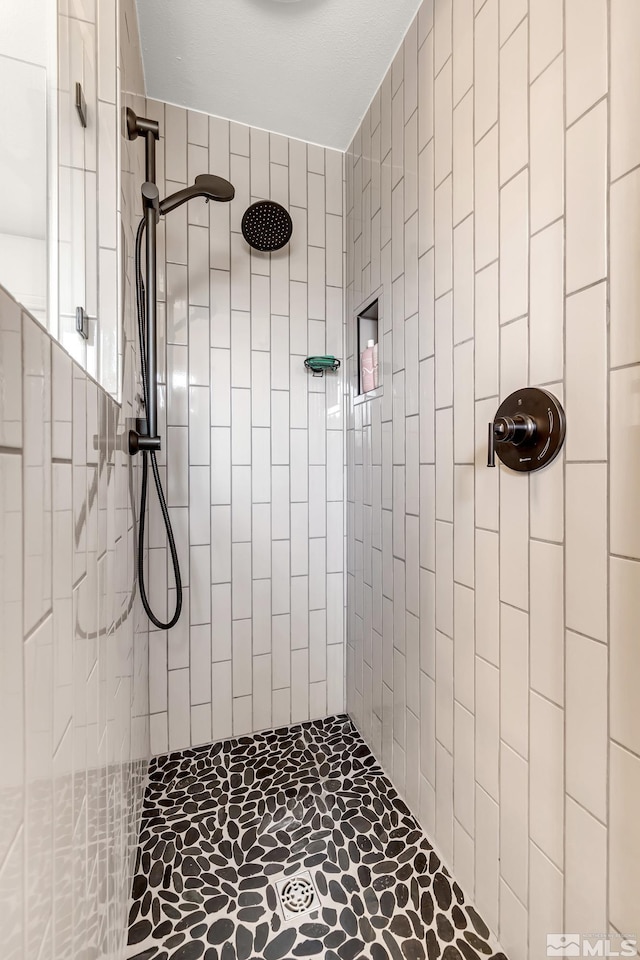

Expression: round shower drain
xmin=280 ymin=875 xmax=315 ymax=913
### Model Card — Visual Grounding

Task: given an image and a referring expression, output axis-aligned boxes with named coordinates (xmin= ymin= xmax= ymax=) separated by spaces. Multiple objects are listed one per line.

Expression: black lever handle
xmin=487 ymin=422 xmax=496 ymax=468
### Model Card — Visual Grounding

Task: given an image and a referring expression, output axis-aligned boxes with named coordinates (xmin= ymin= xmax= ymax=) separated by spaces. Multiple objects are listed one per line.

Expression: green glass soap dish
xmin=304 ymin=356 xmax=341 ymax=376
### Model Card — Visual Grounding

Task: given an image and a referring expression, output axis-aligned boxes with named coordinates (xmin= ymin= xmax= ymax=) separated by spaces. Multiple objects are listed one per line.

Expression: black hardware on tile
xmin=124 ymin=107 xmax=235 ymax=630
xmin=241 ymin=200 xmax=293 ymax=251
xmin=75 ymin=82 xmax=87 ymax=128
xmin=126 ymin=110 xmax=161 ymax=455
xmin=75 ymin=306 xmax=88 ymax=339
xmin=487 ymin=420 xmax=496 ymax=468
xmin=487 ymin=387 xmax=566 ymax=472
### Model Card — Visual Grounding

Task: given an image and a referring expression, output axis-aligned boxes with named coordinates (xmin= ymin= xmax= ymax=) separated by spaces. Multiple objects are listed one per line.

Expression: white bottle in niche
xmin=372 ymin=341 xmax=379 ymax=388
xmin=361 ymin=339 xmax=375 ymax=393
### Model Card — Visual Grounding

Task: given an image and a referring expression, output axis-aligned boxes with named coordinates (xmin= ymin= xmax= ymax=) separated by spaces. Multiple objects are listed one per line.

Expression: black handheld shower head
xmin=159 ymin=174 xmax=235 ymax=216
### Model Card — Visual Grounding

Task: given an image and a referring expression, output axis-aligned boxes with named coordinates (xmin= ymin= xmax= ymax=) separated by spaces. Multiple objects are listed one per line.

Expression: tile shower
xmin=345 ymin=0 xmax=640 ymax=949
xmin=124 ymin=716 xmax=504 ymax=960
xmin=0 ymin=0 xmax=149 ymax=957
xmin=1 ymin=2 xmax=640 ymax=960
xmin=139 ymin=98 xmax=346 ymax=753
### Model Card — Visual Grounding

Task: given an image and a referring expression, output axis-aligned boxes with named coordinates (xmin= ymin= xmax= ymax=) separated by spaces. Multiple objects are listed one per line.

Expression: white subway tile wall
xmin=57 ymin=0 xmax=124 ymax=398
xmin=5 ymin=0 xmax=640 ymax=956
xmin=345 ymin=0 xmax=640 ymax=953
xmin=0 ymin=240 xmax=148 ymax=951
xmin=144 ymin=99 xmax=345 ymax=753
xmin=0 ymin=1 xmax=150 ymax=956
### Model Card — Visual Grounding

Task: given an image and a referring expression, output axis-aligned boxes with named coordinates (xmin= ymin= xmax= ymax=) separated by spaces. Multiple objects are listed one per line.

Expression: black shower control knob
xmin=487 ymin=388 xmax=566 ymax=473
xmin=493 ymin=419 xmax=507 ymax=441
xmin=494 ymin=413 xmax=537 ymax=447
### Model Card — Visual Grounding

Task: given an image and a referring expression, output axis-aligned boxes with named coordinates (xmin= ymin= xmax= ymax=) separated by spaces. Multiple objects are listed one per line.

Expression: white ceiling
xmin=135 ymin=0 xmax=423 ymax=151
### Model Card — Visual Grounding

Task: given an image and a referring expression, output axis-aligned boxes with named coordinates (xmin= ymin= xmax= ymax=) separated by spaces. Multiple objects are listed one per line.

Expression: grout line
xmin=499 ymin=12 xmax=528 ymax=51
xmin=565 ymin=92 xmax=609 ymax=132
xmin=561 ymin=0 xmax=569 ymax=933
xmin=605 ymin=0 xmax=612 ymax=931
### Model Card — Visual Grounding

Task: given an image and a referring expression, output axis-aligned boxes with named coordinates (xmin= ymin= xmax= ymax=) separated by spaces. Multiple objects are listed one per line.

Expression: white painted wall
xmin=136 ymin=0 xmax=424 ymax=150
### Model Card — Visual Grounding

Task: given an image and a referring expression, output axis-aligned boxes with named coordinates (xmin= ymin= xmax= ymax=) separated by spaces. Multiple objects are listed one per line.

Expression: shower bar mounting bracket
xmin=125 ymin=107 xmax=159 ymax=142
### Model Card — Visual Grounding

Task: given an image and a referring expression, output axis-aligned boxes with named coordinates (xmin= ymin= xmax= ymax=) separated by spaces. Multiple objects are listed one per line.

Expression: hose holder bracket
xmin=129 ymin=419 xmax=161 ymax=455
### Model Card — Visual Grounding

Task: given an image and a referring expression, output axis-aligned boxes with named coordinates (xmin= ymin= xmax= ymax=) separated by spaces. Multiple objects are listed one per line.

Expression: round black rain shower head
xmin=242 ymin=200 xmax=293 ymax=252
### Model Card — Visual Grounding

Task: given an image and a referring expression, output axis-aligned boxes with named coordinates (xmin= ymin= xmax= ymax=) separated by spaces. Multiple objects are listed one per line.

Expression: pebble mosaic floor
xmin=125 ymin=715 xmax=507 ymax=960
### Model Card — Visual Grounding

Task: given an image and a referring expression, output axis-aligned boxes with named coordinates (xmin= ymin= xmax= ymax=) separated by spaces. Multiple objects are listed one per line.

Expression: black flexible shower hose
xmin=135 ymin=217 xmax=182 ymax=629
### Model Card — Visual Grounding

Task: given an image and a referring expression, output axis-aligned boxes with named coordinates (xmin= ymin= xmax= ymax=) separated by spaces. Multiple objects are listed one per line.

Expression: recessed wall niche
xmin=354 ymin=297 xmax=382 ymax=403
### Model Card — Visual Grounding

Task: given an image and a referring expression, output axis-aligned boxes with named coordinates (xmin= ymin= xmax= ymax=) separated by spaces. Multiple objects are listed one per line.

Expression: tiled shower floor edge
xmin=125 ymin=714 xmax=508 ymax=960
xmin=344 ymin=712 xmax=507 ymax=960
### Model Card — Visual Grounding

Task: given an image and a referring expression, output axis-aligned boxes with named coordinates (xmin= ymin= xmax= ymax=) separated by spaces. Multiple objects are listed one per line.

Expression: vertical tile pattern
xmin=148 ymin=99 xmax=345 ymax=745
xmin=0 ymin=3 xmax=149 ymax=956
xmin=345 ymin=0 xmax=638 ymax=954
xmin=56 ymin=0 xmax=124 ymax=397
